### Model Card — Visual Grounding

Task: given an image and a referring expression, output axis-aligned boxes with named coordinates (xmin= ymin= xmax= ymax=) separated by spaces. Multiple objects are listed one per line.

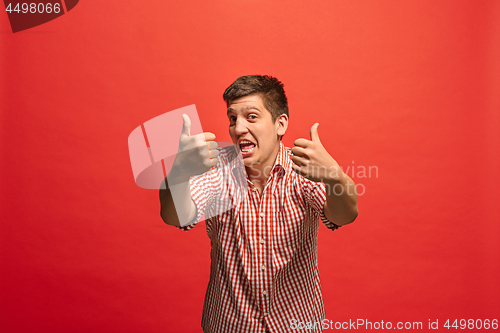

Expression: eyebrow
xmin=227 ymin=106 xmax=262 ymax=114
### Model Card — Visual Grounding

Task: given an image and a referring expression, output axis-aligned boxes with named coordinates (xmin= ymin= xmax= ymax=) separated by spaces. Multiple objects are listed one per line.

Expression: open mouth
xmin=239 ymin=140 xmax=256 ymax=154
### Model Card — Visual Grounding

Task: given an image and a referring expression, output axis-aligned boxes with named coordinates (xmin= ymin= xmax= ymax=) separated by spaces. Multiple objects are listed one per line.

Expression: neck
xmin=245 ymin=143 xmax=280 ymax=185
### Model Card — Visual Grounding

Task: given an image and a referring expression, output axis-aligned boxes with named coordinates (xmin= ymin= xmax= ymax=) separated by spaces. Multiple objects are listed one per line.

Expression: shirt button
xmin=263 ymin=312 xmax=269 ymax=317
xmin=262 ymin=290 xmax=268 ymax=295
xmin=259 ymin=212 xmax=265 ymax=218
xmin=259 ymin=238 xmax=265 ymax=244
xmin=261 ymin=265 xmax=266 ymax=271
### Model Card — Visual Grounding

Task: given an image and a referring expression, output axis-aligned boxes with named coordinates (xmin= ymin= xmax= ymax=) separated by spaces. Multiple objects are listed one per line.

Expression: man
xmin=160 ymin=75 xmax=358 ymax=333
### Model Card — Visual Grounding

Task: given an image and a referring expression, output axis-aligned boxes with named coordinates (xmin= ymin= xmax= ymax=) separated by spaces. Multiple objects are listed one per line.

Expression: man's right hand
xmin=168 ymin=114 xmax=219 ymax=183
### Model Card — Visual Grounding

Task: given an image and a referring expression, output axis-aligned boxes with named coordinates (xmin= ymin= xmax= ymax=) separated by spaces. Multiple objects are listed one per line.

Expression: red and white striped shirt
xmin=178 ymin=142 xmax=340 ymax=333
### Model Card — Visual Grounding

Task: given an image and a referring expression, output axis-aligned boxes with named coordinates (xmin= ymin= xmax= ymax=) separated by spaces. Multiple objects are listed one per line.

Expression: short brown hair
xmin=223 ymin=75 xmax=289 ymax=122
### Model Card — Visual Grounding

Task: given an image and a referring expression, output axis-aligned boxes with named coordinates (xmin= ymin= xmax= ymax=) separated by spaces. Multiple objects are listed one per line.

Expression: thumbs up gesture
xmin=168 ymin=114 xmax=219 ymax=183
xmin=291 ymin=123 xmax=341 ymax=182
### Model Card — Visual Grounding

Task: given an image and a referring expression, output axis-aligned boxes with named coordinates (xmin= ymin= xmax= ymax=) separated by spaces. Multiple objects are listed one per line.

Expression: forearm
xmin=159 ymin=175 xmax=196 ymax=227
xmin=323 ymin=171 xmax=358 ymax=226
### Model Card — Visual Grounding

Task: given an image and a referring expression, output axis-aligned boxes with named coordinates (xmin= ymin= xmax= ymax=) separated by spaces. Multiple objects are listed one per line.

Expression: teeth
xmin=239 ymin=140 xmax=255 ymax=153
xmin=241 ymin=146 xmax=255 ymax=153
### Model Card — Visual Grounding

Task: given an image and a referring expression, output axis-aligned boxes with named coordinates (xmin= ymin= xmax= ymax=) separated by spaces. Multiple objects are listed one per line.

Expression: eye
xmin=248 ymin=114 xmax=257 ymax=120
xmin=228 ymin=116 xmax=236 ymax=124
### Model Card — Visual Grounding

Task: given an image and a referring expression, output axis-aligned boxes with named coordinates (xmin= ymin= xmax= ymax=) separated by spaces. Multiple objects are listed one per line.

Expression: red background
xmin=1 ymin=1 xmax=499 ymax=332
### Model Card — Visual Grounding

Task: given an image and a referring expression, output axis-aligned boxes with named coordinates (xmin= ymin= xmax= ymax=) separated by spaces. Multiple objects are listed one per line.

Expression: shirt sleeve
xmin=175 ymin=170 xmax=216 ymax=232
xmin=301 ymin=178 xmax=340 ymax=232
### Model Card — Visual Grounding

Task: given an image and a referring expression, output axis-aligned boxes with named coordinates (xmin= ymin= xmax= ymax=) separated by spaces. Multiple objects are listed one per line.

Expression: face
xmin=227 ymin=94 xmax=288 ymax=171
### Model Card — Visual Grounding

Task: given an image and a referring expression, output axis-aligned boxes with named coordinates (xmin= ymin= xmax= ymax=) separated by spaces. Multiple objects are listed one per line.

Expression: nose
xmin=234 ymin=117 xmax=248 ymax=136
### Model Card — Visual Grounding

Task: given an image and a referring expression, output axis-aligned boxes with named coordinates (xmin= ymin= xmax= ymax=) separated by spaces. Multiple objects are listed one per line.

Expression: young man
xmin=160 ymin=75 xmax=358 ymax=333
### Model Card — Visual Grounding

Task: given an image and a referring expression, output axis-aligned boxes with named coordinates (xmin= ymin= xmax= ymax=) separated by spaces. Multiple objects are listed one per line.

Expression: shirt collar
xmin=272 ymin=141 xmax=289 ymax=179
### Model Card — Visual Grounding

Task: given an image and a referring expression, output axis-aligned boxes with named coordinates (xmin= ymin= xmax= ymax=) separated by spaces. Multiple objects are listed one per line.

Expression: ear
xmin=276 ymin=113 xmax=289 ymax=137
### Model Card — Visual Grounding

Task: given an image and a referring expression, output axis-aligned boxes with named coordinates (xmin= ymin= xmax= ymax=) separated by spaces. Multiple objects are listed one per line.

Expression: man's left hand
xmin=291 ymin=123 xmax=341 ymax=183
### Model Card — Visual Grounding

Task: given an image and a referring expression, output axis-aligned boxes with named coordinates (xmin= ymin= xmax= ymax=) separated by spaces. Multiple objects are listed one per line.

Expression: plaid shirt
xmin=178 ymin=142 xmax=340 ymax=333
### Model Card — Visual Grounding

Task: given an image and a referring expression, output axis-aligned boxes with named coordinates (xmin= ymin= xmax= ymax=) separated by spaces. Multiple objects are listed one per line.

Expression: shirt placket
xmin=257 ymin=172 xmax=277 ymax=322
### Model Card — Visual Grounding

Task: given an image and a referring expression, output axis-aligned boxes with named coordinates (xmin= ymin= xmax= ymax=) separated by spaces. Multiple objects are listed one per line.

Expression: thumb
xmin=310 ymin=123 xmax=321 ymax=144
xmin=181 ymin=114 xmax=191 ymax=137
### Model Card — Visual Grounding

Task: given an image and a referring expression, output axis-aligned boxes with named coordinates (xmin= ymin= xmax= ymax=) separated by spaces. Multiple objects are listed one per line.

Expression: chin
xmin=244 ymin=156 xmax=262 ymax=168
xmin=243 ymin=158 xmax=254 ymax=167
